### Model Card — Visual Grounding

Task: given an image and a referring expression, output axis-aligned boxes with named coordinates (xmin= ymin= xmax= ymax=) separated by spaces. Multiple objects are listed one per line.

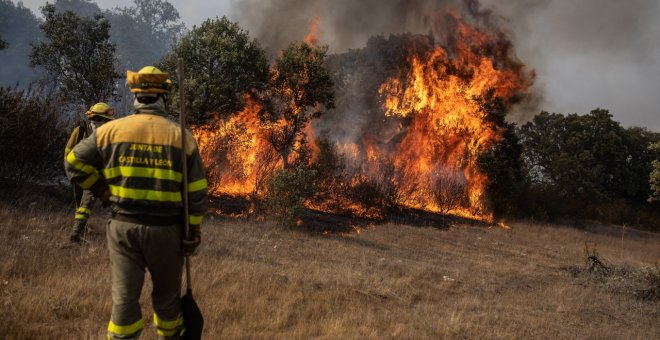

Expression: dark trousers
xmin=106 ymin=219 xmax=184 ymax=339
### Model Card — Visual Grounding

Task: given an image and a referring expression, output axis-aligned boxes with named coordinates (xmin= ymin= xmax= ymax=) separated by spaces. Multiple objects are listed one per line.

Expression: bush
xmin=430 ymin=169 xmax=468 ymax=214
xmin=0 ymin=87 xmax=69 ymax=182
xmin=264 ymin=165 xmax=318 ymax=227
xmin=347 ymin=176 xmax=387 ymax=216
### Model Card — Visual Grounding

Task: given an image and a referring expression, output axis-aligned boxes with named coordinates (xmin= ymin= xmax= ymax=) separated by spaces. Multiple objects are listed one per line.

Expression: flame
xmin=323 ymin=14 xmax=532 ymax=222
xmin=195 ymin=12 xmax=531 ymax=223
xmin=304 ymin=16 xmax=320 ymax=46
xmin=193 ymin=97 xmax=281 ymax=197
xmin=372 ymin=19 xmax=528 ymax=221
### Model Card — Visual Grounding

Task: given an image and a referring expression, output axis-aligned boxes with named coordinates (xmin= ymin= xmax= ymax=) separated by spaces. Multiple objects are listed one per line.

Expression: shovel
xmin=178 ymin=59 xmax=204 ymax=339
xmin=181 ymin=259 xmax=203 ymax=339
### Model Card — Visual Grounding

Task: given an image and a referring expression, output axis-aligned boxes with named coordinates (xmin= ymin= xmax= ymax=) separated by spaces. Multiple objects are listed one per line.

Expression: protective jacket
xmin=64 ymin=110 xmax=208 ymax=227
xmin=64 ymin=120 xmax=109 ymax=159
xmin=64 ymin=123 xmax=89 ymax=160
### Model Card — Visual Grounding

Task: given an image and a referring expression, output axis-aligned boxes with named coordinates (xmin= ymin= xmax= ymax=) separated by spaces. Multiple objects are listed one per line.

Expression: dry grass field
xmin=1 ymin=188 xmax=659 ymax=339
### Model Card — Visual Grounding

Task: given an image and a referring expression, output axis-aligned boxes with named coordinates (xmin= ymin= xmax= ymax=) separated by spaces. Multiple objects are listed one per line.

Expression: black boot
xmin=69 ymin=220 xmax=87 ymax=243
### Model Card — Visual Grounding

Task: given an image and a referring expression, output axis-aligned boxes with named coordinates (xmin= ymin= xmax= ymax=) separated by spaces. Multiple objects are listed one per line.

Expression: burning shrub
xmin=264 ymin=165 xmax=318 ymax=227
xmin=193 ymin=9 xmax=538 ymax=223
xmin=430 ymin=169 xmax=469 ymax=214
xmin=310 ymin=138 xmax=351 ymax=212
xmin=347 ymin=176 xmax=387 ymax=217
xmin=317 ymin=15 xmax=533 ymax=221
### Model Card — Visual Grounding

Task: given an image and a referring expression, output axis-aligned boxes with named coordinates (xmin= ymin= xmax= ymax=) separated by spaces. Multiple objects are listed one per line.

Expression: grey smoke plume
xmin=233 ymin=0 xmax=660 ymax=130
xmin=234 ymin=0 xmax=476 ymax=53
xmin=233 ymin=0 xmax=537 ymax=122
xmin=479 ymin=0 xmax=660 ymax=129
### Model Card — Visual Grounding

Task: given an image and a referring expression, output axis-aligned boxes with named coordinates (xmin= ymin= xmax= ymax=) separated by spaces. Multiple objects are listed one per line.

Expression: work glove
xmin=182 ymin=224 xmax=201 ymax=256
xmin=97 ymin=189 xmax=111 ymax=207
xmin=90 ymin=177 xmax=111 ymax=207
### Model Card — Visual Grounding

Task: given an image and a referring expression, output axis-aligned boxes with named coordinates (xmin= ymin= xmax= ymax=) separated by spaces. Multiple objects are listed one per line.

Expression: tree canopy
xmin=30 ymin=4 xmax=119 ymax=107
xmin=649 ymin=142 xmax=660 ymax=203
xmin=518 ymin=109 xmax=659 ymax=203
xmin=108 ymin=0 xmax=185 ymax=71
xmin=261 ymin=42 xmax=335 ymax=168
xmin=160 ymin=16 xmax=269 ymax=123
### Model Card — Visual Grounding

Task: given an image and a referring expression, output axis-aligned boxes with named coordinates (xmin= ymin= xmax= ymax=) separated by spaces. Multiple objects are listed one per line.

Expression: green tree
xmin=649 ymin=142 xmax=660 ymax=203
xmin=30 ymin=3 xmax=119 ymax=107
xmin=160 ymin=16 xmax=269 ymax=123
xmin=518 ymin=109 xmax=652 ymax=203
xmin=108 ymin=0 xmax=185 ymax=70
xmin=261 ymin=42 xmax=335 ymax=168
xmin=620 ymin=126 xmax=660 ymax=202
xmin=474 ymin=89 xmax=525 ymax=217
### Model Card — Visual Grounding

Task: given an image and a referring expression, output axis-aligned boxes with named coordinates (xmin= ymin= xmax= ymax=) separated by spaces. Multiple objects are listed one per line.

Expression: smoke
xmin=233 ymin=0 xmax=660 ymax=130
xmin=233 ymin=0 xmax=479 ymax=53
xmin=233 ymin=0 xmax=537 ymax=121
xmin=480 ymin=0 xmax=660 ymax=129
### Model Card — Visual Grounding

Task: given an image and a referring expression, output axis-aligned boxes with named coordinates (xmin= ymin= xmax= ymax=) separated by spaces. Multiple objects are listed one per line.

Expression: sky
xmin=16 ymin=0 xmax=660 ymax=131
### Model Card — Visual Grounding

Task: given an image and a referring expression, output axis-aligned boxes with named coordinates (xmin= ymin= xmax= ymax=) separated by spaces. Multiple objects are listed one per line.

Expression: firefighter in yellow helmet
xmin=65 ymin=66 xmax=207 ymax=339
xmin=64 ymin=102 xmax=114 ymax=243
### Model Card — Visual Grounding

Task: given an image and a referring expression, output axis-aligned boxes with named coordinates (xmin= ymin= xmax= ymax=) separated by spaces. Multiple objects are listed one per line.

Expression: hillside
xmin=0 ymin=188 xmax=658 ymax=339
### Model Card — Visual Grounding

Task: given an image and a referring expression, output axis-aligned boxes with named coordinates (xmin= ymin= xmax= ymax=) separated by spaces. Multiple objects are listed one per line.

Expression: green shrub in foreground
xmin=264 ymin=166 xmax=318 ymax=227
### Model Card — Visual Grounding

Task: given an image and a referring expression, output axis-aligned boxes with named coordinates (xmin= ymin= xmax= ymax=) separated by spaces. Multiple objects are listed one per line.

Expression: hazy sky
xmin=16 ymin=0 xmax=660 ymax=131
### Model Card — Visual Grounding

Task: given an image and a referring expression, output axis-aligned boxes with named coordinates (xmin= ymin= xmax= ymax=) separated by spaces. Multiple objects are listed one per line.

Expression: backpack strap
xmin=75 ymin=120 xmax=88 ymax=145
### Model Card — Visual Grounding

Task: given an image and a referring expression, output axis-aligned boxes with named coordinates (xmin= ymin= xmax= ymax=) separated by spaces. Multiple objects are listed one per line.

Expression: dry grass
xmin=1 ymin=192 xmax=659 ymax=339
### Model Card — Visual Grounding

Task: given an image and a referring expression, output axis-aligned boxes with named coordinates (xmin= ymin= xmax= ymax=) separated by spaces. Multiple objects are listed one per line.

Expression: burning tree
xmin=193 ymin=8 xmax=534 ymax=222
xmin=260 ymin=42 xmax=335 ymax=169
xmin=317 ymin=12 xmax=533 ymax=220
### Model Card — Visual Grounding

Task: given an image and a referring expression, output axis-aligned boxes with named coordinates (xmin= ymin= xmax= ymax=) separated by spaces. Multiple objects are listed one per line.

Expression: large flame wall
xmin=194 ymin=11 xmax=533 ymax=221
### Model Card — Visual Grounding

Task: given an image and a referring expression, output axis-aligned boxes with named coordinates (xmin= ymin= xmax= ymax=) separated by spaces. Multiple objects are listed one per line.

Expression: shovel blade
xmin=181 ymin=288 xmax=204 ymax=339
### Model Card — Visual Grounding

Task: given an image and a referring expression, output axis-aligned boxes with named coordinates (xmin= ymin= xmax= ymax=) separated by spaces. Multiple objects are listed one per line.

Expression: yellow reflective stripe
xmin=108 ymin=185 xmax=182 ymax=202
xmin=189 ymin=214 xmax=203 ymax=225
xmin=188 ymin=178 xmax=207 ymax=192
xmin=153 ymin=313 xmax=183 ymax=328
xmin=66 ymin=152 xmax=97 ymax=175
xmin=74 ymin=214 xmax=89 ymax=220
xmin=103 ymin=166 xmax=182 ymax=182
xmin=76 ymin=207 xmax=92 ymax=215
xmin=153 ymin=313 xmax=183 ymax=331
xmin=64 ymin=148 xmax=71 ymax=156
xmin=79 ymin=172 xmax=99 ymax=189
xmin=108 ymin=319 xmax=144 ymax=335
xmin=157 ymin=328 xmax=178 ymax=336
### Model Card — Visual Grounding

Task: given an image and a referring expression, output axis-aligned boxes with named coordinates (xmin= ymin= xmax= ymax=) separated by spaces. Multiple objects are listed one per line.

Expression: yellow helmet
xmin=126 ymin=66 xmax=172 ymax=94
xmin=85 ymin=102 xmax=114 ymax=120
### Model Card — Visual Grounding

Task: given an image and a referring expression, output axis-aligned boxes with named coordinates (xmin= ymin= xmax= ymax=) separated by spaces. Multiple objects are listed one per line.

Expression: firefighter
xmin=64 ymin=102 xmax=114 ymax=243
xmin=65 ymin=66 xmax=208 ymax=339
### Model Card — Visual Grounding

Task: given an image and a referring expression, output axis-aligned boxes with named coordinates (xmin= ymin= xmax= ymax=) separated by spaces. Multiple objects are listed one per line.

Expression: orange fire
xmin=303 ymin=16 xmax=320 ymax=46
xmin=193 ymin=97 xmax=280 ymax=197
xmin=330 ymin=14 xmax=531 ymax=221
xmin=194 ymin=12 xmax=532 ymax=222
